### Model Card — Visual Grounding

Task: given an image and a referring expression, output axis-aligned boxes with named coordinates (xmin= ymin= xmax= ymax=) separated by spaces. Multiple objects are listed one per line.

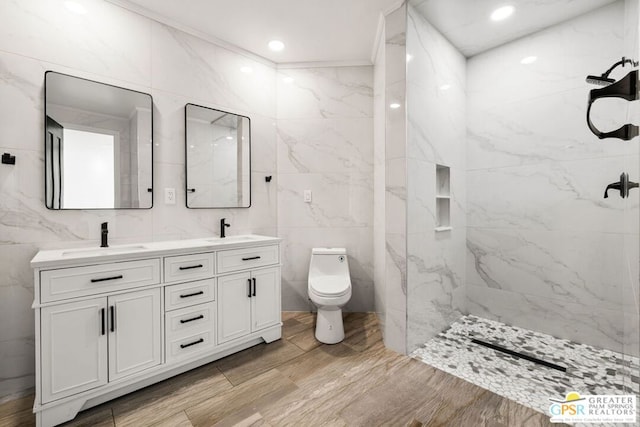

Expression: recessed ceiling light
xmin=490 ymin=5 xmax=514 ymax=21
xmin=268 ymin=40 xmax=285 ymax=51
xmin=282 ymin=76 xmax=294 ymax=84
xmin=64 ymin=1 xmax=87 ymax=14
xmin=439 ymin=84 xmax=451 ymax=91
xmin=389 ymin=103 xmax=401 ymax=109
xmin=240 ymin=66 xmax=253 ymax=74
xmin=520 ymin=55 xmax=537 ymax=64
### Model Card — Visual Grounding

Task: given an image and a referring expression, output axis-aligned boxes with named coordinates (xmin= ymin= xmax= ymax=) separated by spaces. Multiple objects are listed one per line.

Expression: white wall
xmin=0 ymin=0 xmax=376 ymax=401
xmin=275 ymin=67 xmax=374 ymax=312
xmin=466 ymin=2 xmax=639 ymax=355
xmin=405 ymin=5 xmax=467 ymax=353
xmin=0 ymin=0 xmax=289 ymax=401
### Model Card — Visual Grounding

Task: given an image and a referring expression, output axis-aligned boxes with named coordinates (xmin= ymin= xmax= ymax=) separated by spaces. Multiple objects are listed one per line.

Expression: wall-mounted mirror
xmin=45 ymin=71 xmax=153 ymax=209
xmin=185 ymin=104 xmax=251 ymax=208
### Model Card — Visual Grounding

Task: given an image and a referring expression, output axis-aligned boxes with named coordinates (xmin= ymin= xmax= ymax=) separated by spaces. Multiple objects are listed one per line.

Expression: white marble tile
xmin=277 ymin=172 xmax=372 ymax=228
xmin=385 ymin=307 xmax=407 ymax=355
xmin=278 ymin=226 xmax=373 ymax=285
xmin=385 ymin=5 xmax=407 ymax=87
xmin=0 ymin=337 xmax=34 ymax=400
xmin=467 ymin=157 xmax=638 ymax=234
xmin=281 ymin=279 xmax=312 ymax=312
xmin=465 ymin=286 xmax=627 ymax=354
xmin=467 ymin=2 xmax=624 ymax=110
xmin=406 ymin=6 xmax=466 ymax=169
xmin=406 ymin=159 xmax=436 ymax=234
xmin=406 ymin=230 xmax=466 ymax=352
xmin=277 ymin=118 xmax=373 ymax=174
xmin=385 ymin=233 xmax=407 ymax=313
xmin=385 ymin=81 xmax=407 ymax=161
xmin=385 ymin=158 xmax=406 ymax=235
xmin=466 ymin=227 xmax=633 ymax=312
xmin=467 ymin=89 xmax=635 ymax=171
xmin=277 ymin=67 xmax=373 ymax=120
xmin=249 ymin=115 xmax=278 ymax=174
xmin=151 ymin=22 xmax=276 ymax=119
xmin=0 ymin=0 xmax=152 ymax=86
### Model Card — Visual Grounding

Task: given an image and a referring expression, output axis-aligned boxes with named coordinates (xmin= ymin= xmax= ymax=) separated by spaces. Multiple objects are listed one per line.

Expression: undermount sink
xmin=206 ymin=235 xmax=262 ymax=243
xmin=61 ymin=245 xmax=148 ymax=257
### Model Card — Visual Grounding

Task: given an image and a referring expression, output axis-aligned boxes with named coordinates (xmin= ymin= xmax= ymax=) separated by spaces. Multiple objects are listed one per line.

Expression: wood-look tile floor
xmin=0 ymin=312 xmax=563 ymax=427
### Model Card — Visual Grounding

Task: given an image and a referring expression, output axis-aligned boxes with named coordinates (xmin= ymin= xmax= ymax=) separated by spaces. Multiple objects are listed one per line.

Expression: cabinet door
xmin=251 ymin=267 xmax=281 ymax=332
xmin=217 ymin=272 xmax=251 ymax=344
xmin=41 ymin=298 xmax=108 ymax=403
xmin=108 ymin=288 xmax=161 ymax=381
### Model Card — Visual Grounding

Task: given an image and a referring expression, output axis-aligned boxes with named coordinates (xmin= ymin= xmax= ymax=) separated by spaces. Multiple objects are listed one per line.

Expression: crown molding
xmin=277 ymin=60 xmax=373 ymax=70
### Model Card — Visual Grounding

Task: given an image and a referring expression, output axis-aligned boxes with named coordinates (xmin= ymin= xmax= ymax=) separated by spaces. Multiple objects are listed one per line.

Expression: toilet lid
xmin=309 ymin=276 xmax=351 ymax=297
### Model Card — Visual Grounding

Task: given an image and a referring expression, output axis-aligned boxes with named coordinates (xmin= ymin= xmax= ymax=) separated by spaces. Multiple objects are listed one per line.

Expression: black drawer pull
xmin=100 ymin=308 xmax=106 ymax=335
xmin=179 ymin=264 xmax=203 ymax=270
xmin=180 ymin=338 xmax=204 ymax=349
xmin=91 ymin=275 xmax=123 ymax=283
xmin=110 ymin=305 xmax=116 ymax=332
xmin=180 ymin=290 xmax=204 ymax=298
xmin=241 ymin=256 xmax=261 ymax=261
xmin=180 ymin=314 xmax=204 ymax=324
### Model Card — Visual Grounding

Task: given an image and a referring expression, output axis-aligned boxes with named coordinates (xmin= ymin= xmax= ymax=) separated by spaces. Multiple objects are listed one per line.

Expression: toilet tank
xmin=309 ymin=248 xmax=350 ymax=278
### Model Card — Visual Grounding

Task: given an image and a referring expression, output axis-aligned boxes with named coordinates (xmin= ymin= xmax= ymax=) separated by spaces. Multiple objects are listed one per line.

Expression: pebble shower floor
xmin=410 ymin=315 xmax=639 ymax=426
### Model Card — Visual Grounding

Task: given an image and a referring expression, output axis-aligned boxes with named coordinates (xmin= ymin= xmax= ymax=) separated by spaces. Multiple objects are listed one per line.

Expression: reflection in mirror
xmin=185 ymin=104 xmax=251 ymax=208
xmin=44 ymin=72 xmax=153 ymax=209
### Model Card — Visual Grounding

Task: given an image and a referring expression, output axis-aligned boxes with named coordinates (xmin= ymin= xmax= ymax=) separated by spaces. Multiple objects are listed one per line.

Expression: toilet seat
xmin=309 ymin=276 xmax=350 ymax=298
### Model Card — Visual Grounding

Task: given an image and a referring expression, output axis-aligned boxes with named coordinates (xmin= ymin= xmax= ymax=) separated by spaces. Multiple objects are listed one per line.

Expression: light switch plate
xmin=164 ymin=188 xmax=176 ymax=205
xmin=304 ymin=190 xmax=312 ymax=203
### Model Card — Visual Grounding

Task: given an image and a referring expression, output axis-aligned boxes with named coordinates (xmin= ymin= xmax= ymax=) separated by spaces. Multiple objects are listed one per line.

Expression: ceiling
xmin=109 ymin=0 xmax=399 ymax=65
xmin=107 ymin=0 xmax=619 ymax=65
xmin=411 ymin=0 xmax=618 ymax=57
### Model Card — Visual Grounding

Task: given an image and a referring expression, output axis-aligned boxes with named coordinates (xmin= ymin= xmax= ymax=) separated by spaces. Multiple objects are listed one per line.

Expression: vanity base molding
xmin=34 ymin=326 xmax=281 ymax=427
xmin=31 ymin=236 xmax=282 ymax=427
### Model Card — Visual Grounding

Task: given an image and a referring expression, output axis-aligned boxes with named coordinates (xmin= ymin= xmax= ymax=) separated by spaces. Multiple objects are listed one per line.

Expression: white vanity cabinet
xmin=31 ymin=235 xmax=282 ymax=427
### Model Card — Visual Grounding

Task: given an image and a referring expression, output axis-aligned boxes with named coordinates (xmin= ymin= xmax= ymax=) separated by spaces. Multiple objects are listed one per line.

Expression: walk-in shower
xmin=374 ymin=0 xmax=640 ymax=420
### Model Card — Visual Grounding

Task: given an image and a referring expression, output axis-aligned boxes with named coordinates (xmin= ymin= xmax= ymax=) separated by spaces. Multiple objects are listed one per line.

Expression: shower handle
xmin=604 ymin=172 xmax=639 ymax=198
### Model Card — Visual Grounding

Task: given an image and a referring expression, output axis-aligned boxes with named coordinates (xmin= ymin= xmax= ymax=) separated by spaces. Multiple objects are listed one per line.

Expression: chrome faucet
xmin=101 ymin=222 xmax=109 ymax=247
xmin=220 ymin=218 xmax=230 ymax=238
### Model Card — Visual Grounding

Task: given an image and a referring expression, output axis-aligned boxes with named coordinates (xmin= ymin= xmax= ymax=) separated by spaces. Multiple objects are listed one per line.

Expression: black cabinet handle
xmin=180 ymin=338 xmax=204 ymax=349
xmin=91 ymin=275 xmax=123 ymax=283
xmin=247 ymin=279 xmax=252 ymax=298
xmin=179 ymin=264 xmax=203 ymax=270
xmin=187 ymin=188 xmax=196 ymax=193
xmin=100 ymin=308 xmax=106 ymax=335
xmin=241 ymin=256 xmax=261 ymax=261
xmin=252 ymin=277 xmax=256 ymax=297
xmin=109 ymin=305 xmax=116 ymax=332
xmin=180 ymin=315 xmax=204 ymax=324
xmin=180 ymin=290 xmax=204 ymax=298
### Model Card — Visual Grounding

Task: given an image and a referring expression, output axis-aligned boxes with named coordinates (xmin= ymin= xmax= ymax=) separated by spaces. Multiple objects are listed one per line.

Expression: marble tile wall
xmin=405 ymin=6 xmax=467 ymax=353
xmin=0 ymin=0 xmax=281 ymax=400
xmin=275 ymin=66 xmax=374 ymax=312
xmin=383 ymin=4 xmax=408 ymax=355
xmin=373 ymin=32 xmax=387 ymax=337
xmin=466 ymin=1 xmax=639 ymax=356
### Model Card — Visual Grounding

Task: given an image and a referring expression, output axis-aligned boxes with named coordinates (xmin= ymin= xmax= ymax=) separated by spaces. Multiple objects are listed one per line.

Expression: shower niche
xmin=435 ymin=164 xmax=451 ymax=231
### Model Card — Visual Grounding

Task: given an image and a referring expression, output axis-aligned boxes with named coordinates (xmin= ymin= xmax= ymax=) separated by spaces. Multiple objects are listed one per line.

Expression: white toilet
xmin=308 ymin=248 xmax=352 ymax=344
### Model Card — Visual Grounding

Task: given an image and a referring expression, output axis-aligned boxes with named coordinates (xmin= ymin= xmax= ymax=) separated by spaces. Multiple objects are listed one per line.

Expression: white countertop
xmin=31 ymin=235 xmax=282 ymax=269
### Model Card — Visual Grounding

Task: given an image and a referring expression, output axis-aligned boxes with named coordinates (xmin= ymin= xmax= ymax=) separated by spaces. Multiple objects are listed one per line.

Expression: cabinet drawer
xmin=165 ymin=302 xmax=215 ymax=340
xmin=166 ymin=330 xmax=215 ymax=362
xmin=165 ymin=279 xmax=215 ymax=311
xmin=217 ymin=245 xmax=279 ymax=274
xmin=40 ymin=259 xmax=160 ymax=303
xmin=164 ymin=252 xmax=215 ymax=283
